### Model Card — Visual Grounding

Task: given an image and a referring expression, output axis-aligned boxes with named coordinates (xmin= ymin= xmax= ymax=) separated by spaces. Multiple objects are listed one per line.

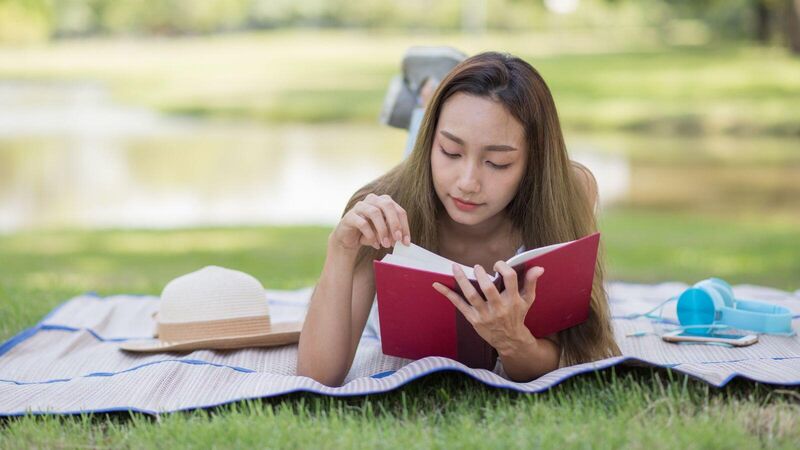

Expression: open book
xmin=373 ymin=232 xmax=600 ymax=369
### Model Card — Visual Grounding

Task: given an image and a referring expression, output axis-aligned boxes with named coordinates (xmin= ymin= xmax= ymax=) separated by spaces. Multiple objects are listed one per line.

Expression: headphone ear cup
xmin=677 ymin=287 xmax=717 ymax=335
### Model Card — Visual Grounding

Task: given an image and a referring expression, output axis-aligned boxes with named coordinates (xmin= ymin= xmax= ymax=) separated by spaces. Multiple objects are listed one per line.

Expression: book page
xmin=384 ymin=242 xmax=476 ymax=278
xmin=386 ymin=238 xmax=579 ymax=280
xmin=504 ymin=240 xmax=571 ymax=268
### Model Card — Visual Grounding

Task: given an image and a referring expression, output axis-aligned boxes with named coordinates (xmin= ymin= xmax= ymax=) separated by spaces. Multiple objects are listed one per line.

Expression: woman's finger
xmin=346 ymin=213 xmax=380 ymax=249
xmin=393 ymin=203 xmax=411 ymax=245
xmin=432 ymin=282 xmax=477 ymax=323
xmin=521 ymin=266 xmax=545 ymax=306
xmin=474 ymin=264 xmax=502 ymax=306
xmin=493 ymin=261 xmax=519 ymax=299
xmin=356 ymin=202 xmax=391 ymax=248
xmin=374 ymin=195 xmax=404 ymax=246
xmin=452 ymin=264 xmax=485 ymax=311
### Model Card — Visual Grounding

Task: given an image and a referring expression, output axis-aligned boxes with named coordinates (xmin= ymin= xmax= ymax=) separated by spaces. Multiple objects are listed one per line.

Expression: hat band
xmin=157 ymin=315 xmax=272 ymax=342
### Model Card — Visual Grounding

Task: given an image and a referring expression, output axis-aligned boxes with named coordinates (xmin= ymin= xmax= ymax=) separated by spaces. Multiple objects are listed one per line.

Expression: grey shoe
xmin=379 ymin=75 xmax=417 ymax=129
xmin=401 ymin=46 xmax=467 ymax=93
xmin=379 ymin=46 xmax=467 ymax=130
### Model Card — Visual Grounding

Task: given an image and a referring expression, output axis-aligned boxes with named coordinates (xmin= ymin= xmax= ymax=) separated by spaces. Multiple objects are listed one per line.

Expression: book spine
xmin=453 ymin=280 xmax=499 ymax=370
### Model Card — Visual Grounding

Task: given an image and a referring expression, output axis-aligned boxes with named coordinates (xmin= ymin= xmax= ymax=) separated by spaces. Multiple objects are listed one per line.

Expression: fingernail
xmin=534 ymin=266 xmax=545 ymax=276
xmin=404 ymin=235 xmax=410 ymax=245
xmin=394 ymin=231 xmax=402 ymax=243
xmin=382 ymin=238 xmax=390 ymax=247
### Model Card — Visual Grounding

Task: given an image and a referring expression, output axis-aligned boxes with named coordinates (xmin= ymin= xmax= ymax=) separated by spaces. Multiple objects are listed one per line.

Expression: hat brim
xmin=118 ymin=321 xmax=303 ymax=353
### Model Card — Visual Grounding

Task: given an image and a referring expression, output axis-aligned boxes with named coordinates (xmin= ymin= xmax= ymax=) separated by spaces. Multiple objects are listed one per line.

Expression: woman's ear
xmin=570 ymin=161 xmax=598 ymax=212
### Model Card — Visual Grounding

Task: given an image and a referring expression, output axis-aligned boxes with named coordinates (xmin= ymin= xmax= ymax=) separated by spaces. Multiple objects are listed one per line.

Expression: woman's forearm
xmin=495 ymin=328 xmax=560 ymax=382
xmin=296 ymin=237 xmax=359 ymax=386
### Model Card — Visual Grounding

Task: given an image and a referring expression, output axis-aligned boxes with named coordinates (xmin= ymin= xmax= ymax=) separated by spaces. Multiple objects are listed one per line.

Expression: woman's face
xmin=431 ymin=92 xmax=527 ymax=227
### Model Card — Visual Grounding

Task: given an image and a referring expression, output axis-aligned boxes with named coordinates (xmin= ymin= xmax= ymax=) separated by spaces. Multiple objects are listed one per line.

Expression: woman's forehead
xmin=437 ymin=92 xmax=525 ymax=149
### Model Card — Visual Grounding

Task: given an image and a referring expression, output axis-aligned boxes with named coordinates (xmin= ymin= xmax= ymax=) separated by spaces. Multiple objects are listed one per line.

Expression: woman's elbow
xmin=296 ymin=342 xmax=350 ymax=387
xmin=296 ymin=360 xmax=347 ymax=387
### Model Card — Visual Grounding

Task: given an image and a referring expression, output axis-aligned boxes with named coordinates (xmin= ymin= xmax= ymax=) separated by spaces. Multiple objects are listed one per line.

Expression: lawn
xmin=1 ymin=209 xmax=798 ymax=447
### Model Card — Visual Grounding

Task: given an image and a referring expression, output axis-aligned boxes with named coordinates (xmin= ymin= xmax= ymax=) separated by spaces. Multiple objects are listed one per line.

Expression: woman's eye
xmin=440 ymin=147 xmax=510 ymax=169
xmin=487 ymin=161 xmax=511 ymax=170
xmin=440 ymin=148 xmax=460 ymax=158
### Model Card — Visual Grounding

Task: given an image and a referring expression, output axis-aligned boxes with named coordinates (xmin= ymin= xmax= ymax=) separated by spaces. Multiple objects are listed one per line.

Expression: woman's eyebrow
xmin=440 ymin=130 xmax=518 ymax=152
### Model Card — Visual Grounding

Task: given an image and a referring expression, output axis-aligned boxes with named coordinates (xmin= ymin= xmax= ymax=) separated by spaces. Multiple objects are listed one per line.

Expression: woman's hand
xmin=432 ymin=262 xmax=544 ymax=353
xmin=330 ymin=193 xmax=411 ymax=252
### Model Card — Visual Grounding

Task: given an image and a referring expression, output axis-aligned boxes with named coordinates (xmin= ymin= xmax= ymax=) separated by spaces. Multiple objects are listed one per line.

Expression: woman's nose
xmin=456 ymin=162 xmax=481 ymax=194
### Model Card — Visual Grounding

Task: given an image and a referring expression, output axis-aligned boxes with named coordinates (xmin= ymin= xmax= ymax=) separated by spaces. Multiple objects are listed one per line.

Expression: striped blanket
xmin=1 ymin=282 xmax=798 ymax=416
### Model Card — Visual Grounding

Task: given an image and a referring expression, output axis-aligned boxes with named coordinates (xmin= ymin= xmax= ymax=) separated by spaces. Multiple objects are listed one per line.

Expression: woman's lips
xmin=451 ymin=196 xmax=482 ymax=212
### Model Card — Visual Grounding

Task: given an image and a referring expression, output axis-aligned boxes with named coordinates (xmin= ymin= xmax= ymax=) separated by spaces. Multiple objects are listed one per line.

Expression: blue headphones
xmin=625 ymin=278 xmax=795 ymax=337
xmin=676 ymin=278 xmax=794 ymax=336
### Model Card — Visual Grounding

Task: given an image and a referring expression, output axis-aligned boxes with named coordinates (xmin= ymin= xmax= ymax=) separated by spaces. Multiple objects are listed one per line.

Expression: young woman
xmin=297 ymin=52 xmax=620 ymax=387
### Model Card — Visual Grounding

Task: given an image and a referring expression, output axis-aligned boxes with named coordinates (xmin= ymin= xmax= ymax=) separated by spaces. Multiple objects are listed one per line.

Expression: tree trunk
xmin=787 ymin=0 xmax=800 ymax=54
xmin=755 ymin=0 xmax=771 ymax=42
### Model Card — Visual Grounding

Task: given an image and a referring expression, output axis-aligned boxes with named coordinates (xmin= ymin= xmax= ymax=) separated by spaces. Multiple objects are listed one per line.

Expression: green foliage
xmin=0 ymin=0 xmax=51 ymax=43
xmin=51 ymin=0 xmax=251 ymax=35
xmin=0 ymin=0 xmax=789 ymax=42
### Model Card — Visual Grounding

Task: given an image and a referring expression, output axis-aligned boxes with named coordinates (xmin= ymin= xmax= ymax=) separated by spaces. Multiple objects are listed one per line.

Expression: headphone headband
xmin=677 ymin=278 xmax=793 ymax=335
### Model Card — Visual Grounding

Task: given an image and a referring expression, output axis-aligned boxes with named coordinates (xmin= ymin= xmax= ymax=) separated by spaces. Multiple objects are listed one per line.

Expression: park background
xmin=1 ymin=0 xmax=799 ymax=447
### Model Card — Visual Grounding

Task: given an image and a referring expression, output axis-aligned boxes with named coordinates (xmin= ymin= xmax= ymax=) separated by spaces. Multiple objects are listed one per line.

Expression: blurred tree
xmin=1 ymin=0 xmax=798 ymax=53
xmin=743 ymin=0 xmax=800 ymax=51
xmin=755 ymin=0 xmax=772 ymax=42
xmin=787 ymin=0 xmax=800 ymax=52
xmin=656 ymin=0 xmax=800 ymax=53
xmin=0 ymin=0 xmax=51 ymax=43
xmin=104 ymin=0 xmax=250 ymax=35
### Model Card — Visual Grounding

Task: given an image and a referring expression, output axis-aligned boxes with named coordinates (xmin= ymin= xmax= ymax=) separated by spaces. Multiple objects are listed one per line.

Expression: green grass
xmin=1 ymin=30 xmax=799 ymax=135
xmin=1 ymin=210 xmax=798 ymax=447
xmin=600 ymin=209 xmax=800 ymax=290
xmin=1 ymin=371 xmax=798 ymax=448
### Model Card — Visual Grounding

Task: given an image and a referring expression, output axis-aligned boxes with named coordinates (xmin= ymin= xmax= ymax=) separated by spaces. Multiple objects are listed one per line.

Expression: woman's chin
xmin=445 ymin=207 xmax=486 ymax=226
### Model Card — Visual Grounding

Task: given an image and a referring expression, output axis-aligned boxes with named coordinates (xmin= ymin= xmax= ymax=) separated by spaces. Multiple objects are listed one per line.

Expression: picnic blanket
xmin=1 ymin=281 xmax=799 ymax=416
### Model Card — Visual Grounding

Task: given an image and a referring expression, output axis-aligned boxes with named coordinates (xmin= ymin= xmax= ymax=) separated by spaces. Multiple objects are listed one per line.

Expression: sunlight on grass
xmin=600 ymin=209 xmax=799 ymax=289
xmin=99 ymin=230 xmax=279 ymax=254
xmin=0 ymin=233 xmax=85 ymax=255
xmin=20 ymin=270 xmax=121 ymax=293
xmin=0 ymin=229 xmax=283 ymax=255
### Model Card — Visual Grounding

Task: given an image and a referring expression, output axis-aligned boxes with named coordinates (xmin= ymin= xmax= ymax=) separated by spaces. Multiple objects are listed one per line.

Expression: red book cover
xmin=373 ymin=232 xmax=600 ymax=369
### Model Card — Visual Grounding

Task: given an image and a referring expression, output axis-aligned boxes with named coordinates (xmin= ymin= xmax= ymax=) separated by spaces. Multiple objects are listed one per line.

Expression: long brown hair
xmin=345 ymin=51 xmax=620 ymax=367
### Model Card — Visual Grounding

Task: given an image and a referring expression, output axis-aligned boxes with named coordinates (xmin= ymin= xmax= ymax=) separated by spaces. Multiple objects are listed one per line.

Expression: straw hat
xmin=119 ymin=266 xmax=303 ymax=352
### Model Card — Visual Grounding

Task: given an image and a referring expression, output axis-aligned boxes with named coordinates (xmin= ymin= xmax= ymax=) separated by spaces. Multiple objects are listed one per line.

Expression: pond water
xmin=1 ymin=81 xmax=797 ymax=232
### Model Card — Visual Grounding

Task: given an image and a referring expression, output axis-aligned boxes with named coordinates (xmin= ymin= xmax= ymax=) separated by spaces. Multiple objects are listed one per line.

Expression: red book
xmin=373 ymin=232 xmax=600 ymax=370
